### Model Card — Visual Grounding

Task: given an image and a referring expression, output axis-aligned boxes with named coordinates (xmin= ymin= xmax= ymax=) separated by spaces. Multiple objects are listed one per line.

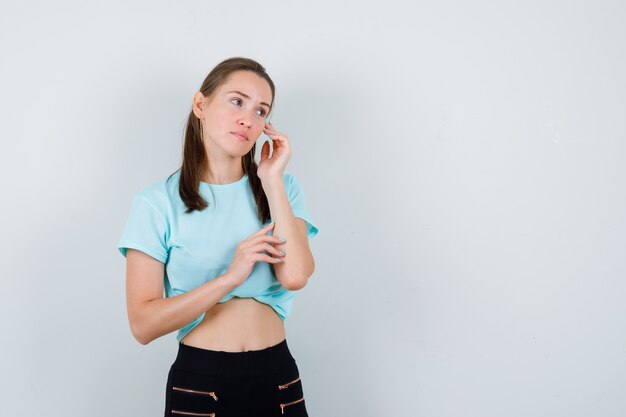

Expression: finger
xmin=261 ymin=253 xmax=283 ymax=263
xmin=239 ymin=231 xmax=276 ymax=252
xmin=260 ymin=140 xmax=271 ymax=160
xmin=263 ymin=127 xmax=287 ymax=141
xmin=254 ymin=234 xmax=285 ymax=245
xmin=242 ymin=236 xmax=285 ymax=254
xmin=242 ymin=225 xmax=276 ymax=249
xmin=263 ymin=124 xmax=279 ymax=134
xmin=251 ymin=222 xmax=275 ymax=238
xmin=265 ymin=133 xmax=287 ymax=146
xmin=253 ymin=242 xmax=285 ymax=258
xmin=242 ymin=251 xmax=282 ymax=264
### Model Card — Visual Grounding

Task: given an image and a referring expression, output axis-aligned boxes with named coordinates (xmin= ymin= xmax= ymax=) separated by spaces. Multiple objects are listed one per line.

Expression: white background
xmin=1 ymin=1 xmax=624 ymax=416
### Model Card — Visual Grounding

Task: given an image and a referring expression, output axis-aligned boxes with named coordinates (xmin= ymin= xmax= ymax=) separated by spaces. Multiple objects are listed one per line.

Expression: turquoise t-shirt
xmin=117 ymin=169 xmax=319 ymax=343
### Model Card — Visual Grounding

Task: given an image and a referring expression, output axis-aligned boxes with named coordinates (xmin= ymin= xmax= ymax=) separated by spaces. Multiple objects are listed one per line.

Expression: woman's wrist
xmin=217 ymin=272 xmax=239 ymax=291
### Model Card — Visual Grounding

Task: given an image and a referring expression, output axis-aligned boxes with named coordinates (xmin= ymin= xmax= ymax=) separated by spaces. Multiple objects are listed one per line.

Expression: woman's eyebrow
xmin=226 ymin=90 xmax=271 ymax=109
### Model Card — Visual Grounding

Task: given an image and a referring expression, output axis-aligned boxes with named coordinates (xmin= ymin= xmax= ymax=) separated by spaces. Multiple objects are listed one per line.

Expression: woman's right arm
xmin=125 ymin=248 xmax=237 ymax=345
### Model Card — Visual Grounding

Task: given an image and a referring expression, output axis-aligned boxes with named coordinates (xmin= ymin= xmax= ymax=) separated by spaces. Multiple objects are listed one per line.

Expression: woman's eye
xmin=231 ymin=98 xmax=266 ymax=117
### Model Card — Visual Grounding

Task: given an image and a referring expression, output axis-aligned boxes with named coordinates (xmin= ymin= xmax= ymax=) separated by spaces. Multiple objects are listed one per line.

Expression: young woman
xmin=117 ymin=57 xmax=319 ymax=416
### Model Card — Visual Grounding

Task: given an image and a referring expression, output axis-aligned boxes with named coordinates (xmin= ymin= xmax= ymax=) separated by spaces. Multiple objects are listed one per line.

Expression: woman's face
xmin=195 ymin=70 xmax=273 ymax=158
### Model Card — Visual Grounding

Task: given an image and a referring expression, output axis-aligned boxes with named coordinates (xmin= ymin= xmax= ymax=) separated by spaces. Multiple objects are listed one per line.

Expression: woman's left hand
xmin=258 ymin=121 xmax=291 ymax=181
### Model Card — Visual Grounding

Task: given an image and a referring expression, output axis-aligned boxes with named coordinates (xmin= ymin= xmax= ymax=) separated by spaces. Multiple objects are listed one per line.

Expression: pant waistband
xmin=173 ymin=338 xmax=296 ymax=377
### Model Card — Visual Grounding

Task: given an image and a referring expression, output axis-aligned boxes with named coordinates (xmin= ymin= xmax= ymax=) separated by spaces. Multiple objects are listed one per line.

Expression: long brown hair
xmin=168 ymin=57 xmax=276 ymax=222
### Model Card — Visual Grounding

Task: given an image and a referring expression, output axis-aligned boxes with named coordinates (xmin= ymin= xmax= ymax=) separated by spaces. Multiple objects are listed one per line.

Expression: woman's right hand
xmin=223 ymin=222 xmax=286 ymax=287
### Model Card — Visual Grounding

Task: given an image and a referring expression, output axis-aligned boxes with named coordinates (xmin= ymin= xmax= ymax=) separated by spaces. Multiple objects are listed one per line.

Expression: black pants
xmin=164 ymin=338 xmax=309 ymax=417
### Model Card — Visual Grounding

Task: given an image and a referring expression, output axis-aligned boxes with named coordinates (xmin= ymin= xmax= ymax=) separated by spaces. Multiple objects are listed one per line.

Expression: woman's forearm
xmin=133 ymin=273 xmax=237 ymax=345
xmin=262 ymin=176 xmax=314 ymax=290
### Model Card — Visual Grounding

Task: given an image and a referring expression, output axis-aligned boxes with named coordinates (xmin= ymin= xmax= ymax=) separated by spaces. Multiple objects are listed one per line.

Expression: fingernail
xmin=279 ymin=237 xmax=287 ymax=243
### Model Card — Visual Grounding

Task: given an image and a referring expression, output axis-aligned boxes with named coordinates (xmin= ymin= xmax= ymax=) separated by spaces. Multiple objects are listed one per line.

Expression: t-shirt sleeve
xmin=117 ymin=193 xmax=169 ymax=263
xmin=287 ymin=175 xmax=319 ymax=239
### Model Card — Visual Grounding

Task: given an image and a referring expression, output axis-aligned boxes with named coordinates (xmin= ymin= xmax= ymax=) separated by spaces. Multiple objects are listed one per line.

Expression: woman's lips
xmin=231 ymin=132 xmax=248 ymax=141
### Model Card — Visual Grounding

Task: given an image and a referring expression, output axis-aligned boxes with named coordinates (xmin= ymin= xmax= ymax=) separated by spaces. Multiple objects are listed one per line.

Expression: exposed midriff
xmin=180 ymin=296 xmax=286 ymax=352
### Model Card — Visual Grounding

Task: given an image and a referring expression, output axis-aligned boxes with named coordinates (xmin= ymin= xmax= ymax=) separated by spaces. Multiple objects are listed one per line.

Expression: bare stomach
xmin=180 ymin=296 xmax=286 ymax=352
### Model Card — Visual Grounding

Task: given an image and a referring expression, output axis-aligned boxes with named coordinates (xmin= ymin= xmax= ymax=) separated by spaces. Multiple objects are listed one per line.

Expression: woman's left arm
xmin=262 ymin=177 xmax=315 ymax=291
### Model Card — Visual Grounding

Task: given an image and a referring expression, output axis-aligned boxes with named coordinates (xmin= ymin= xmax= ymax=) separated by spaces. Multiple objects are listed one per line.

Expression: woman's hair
xmin=168 ymin=57 xmax=275 ymax=222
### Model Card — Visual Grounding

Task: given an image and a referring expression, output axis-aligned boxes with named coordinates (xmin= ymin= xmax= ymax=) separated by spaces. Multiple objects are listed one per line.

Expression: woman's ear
xmin=192 ymin=91 xmax=206 ymax=119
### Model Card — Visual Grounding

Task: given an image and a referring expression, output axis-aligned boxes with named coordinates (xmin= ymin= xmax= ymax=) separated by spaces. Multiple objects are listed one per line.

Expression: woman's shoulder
xmin=134 ymin=170 xmax=181 ymax=207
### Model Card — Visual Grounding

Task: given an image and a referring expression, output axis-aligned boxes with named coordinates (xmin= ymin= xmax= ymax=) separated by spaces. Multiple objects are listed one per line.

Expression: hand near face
xmin=258 ymin=121 xmax=292 ymax=181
